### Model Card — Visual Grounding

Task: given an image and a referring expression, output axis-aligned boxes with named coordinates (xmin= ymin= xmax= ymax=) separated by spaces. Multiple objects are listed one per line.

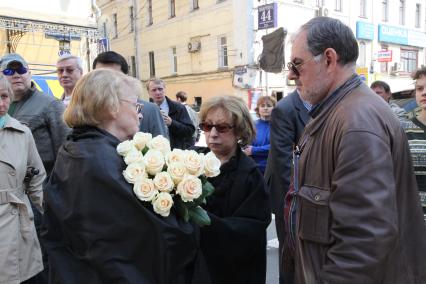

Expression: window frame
xmin=171 ymin=47 xmax=177 ymax=75
xmin=169 ymin=0 xmax=176 ymax=18
xmin=147 ymin=0 xmax=153 ymax=25
xmin=382 ymin=0 xmax=388 ymax=22
xmin=112 ymin=13 xmax=118 ymax=38
xmin=415 ymin=3 xmax=421 ymax=28
xmin=129 ymin=6 xmax=134 ymax=32
xmin=218 ymin=36 xmax=228 ymax=69
xmin=399 ymin=0 xmax=405 ymax=25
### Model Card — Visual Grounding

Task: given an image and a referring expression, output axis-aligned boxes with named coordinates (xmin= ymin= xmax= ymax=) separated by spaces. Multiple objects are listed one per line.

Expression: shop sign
xmin=377 ymin=50 xmax=392 ymax=62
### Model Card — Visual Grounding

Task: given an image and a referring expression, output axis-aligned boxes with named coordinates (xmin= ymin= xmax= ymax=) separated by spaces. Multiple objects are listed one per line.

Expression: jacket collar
xmin=304 ymin=74 xmax=361 ymax=137
xmin=3 ymin=115 xmax=26 ymax=133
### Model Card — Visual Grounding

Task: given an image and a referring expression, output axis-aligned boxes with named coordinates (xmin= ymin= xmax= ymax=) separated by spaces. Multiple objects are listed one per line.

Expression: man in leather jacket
xmin=287 ymin=17 xmax=426 ymax=283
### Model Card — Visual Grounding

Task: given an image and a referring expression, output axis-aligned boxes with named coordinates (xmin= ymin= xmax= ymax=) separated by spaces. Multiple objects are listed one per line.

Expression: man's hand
xmin=243 ymin=146 xmax=253 ymax=156
xmin=161 ymin=111 xmax=172 ymax=126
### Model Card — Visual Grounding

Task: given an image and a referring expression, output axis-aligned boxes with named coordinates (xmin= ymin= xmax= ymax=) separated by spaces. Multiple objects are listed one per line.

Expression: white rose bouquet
xmin=117 ymin=132 xmax=221 ymax=226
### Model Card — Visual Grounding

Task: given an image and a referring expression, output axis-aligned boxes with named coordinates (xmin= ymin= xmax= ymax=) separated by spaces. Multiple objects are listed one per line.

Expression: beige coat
xmin=0 ymin=116 xmax=46 ymax=284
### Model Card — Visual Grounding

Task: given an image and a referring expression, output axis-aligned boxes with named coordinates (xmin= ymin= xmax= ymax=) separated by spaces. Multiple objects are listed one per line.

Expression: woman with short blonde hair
xmin=43 ymin=69 xmax=202 ymax=283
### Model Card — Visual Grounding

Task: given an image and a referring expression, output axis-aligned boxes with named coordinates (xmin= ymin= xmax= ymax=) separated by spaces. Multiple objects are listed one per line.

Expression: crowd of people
xmin=0 ymin=16 xmax=425 ymax=284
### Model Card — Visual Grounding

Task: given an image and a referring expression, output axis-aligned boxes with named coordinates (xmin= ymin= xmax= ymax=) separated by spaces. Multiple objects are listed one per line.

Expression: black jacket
xmin=42 ymin=126 xmax=202 ymax=284
xmin=166 ymin=97 xmax=195 ymax=149
xmin=198 ymin=147 xmax=271 ymax=284
xmin=265 ymin=90 xmax=310 ymax=217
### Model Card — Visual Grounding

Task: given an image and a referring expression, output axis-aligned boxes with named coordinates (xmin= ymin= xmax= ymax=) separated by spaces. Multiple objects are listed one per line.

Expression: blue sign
xmin=258 ymin=3 xmax=277 ymax=30
xmin=378 ymin=24 xmax=408 ymax=45
xmin=378 ymin=24 xmax=426 ymax=47
xmin=356 ymin=21 xmax=374 ymax=40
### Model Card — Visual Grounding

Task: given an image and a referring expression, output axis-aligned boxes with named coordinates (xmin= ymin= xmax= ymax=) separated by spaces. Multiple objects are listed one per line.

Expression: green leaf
xmin=175 ymin=199 xmax=190 ymax=222
xmin=193 ymin=181 xmax=215 ymax=206
xmin=188 ymin=206 xmax=211 ymax=226
xmin=142 ymin=146 xmax=149 ymax=155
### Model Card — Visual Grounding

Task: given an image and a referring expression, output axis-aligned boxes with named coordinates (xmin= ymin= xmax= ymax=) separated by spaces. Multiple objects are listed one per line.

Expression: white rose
xmin=153 ymin=172 xmax=174 ymax=192
xmin=133 ymin=132 xmax=152 ymax=151
xmin=143 ymin=149 xmax=165 ymax=176
xmin=152 ymin=192 xmax=174 ymax=217
xmin=204 ymin=152 xmax=221 ymax=177
xmin=165 ymin=149 xmax=185 ymax=166
xmin=167 ymin=162 xmax=187 ymax=184
xmin=124 ymin=148 xmax=144 ymax=165
xmin=133 ymin=178 xmax=158 ymax=202
xmin=176 ymin=175 xmax=202 ymax=202
xmin=117 ymin=140 xmax=136 ymax=156
xmin=123 ymin=162 xmax=147 ymax=184
xmin=183 ymin=150 xmax=205 ymax=177
xmin=147 ymin=135 xmax=171 ymax=155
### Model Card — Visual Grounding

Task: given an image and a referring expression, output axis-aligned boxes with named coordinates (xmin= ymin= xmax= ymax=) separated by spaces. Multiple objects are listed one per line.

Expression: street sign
xmin=377 ymin=50 xmax=392 ymax=62
xmin=258 ymin=3 xmax=277 ymax=30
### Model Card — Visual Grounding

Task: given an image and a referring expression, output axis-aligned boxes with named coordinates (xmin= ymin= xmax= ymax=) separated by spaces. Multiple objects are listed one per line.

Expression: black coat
xmin=199 ymin=147 xmax=271 ymax=284
xmin=166 ymin=97 xmax=195 ymax=150
xmin=42 ymin=126 xmax=202 ymax=284
xmin=264 ymin=90 xmax=310 ymax=217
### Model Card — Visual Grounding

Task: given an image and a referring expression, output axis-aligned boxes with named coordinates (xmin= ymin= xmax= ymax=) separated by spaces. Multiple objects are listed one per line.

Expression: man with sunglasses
xmin=287 ymin=17 xmax=426 ymax=283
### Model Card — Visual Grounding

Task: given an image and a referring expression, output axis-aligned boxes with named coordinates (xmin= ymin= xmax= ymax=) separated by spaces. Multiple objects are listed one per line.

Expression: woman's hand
xmin=243 ymin=146 xmax=253 ymax=156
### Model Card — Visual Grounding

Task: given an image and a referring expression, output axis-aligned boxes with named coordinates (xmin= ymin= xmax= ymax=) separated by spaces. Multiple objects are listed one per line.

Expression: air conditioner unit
xmin=315 ymin=7 xmax=329 ymax=17
xmin=188 ymin=41 xmax=201 ymax=53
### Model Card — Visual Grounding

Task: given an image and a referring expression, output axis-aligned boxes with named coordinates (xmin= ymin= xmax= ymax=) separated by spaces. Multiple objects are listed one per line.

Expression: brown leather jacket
xmin=295 ymin=78 xmax=426 ymax=283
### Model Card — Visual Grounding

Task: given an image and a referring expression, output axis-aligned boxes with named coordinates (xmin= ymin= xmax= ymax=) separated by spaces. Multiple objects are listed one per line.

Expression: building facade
xmin=0 ymin=0 xmax=100 ymax=97
xmin=99 ymin=0 xmax=426 ymax=106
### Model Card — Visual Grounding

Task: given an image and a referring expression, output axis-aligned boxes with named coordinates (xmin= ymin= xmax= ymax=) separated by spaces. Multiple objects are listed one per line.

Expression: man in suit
xmin=93 ymin=51 xmax=168 ymax=138
xmin=147 ymin=78 xmax=194 ymax=149
xmin=265 ymin=89 xmax=310 ymax=284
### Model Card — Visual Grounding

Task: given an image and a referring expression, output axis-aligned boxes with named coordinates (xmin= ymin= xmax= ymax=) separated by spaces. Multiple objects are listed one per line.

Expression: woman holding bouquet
xmin=42 ymin=69 xmax=203 ymax=284
xmin=197 ymin=96 xmax=271 ymax=284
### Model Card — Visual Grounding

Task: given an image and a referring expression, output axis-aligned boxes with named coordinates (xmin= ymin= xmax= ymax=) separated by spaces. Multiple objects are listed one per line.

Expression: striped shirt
xmin=402 ymin=116 xmax=426 ymax=223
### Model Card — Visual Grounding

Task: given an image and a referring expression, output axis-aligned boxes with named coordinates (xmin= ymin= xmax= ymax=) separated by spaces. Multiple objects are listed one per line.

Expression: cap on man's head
xmin=0 ymin=53 xmax=29 ymax=70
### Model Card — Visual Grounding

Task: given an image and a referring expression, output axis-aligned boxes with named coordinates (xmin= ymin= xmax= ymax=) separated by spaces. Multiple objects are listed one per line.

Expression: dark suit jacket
xmin=265 ymin=90 xmax=310 ymax=218
xmin=166 ymin=96 xmax=195 ymax=149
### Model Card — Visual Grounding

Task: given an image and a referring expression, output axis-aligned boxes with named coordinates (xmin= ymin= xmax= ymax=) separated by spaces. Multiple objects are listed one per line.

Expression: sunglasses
xmin=2 ymin=66 xmax=28 ymax=76
xmin=199 ymin=122 xmax=234 ymax=133
xmin=120 ymin=99 xmax=144 ymax=113
xmin=287 ymin=55 xmax=320 ymax=77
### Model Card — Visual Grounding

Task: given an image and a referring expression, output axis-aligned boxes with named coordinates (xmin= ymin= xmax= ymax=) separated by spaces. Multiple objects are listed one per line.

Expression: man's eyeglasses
xmin=2 ymin=66 xmax=28 ymax=76
xmin=120 ymin=99 xmax=143 ymax=113
xmin=199 ymin=122 xmax=234 ymax=133
xmin=287 ymin=55 xmax=321 ymax=77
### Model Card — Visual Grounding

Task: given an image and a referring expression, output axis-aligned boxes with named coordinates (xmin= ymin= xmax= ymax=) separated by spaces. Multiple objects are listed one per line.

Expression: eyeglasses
xmin=199 ymin=122 xmax=235 ymax=133
xmin=120 ymin=99 xmax=143 ymax=113
xmin=2 ymin=66 xmax=28 ymax=76
xmin=287 ymin=55 xmax=320 ymax=77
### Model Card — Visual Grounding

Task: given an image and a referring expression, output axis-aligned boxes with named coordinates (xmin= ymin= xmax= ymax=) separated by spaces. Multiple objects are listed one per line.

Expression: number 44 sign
xmin=258 ymin=3 xmax=277 ymax=30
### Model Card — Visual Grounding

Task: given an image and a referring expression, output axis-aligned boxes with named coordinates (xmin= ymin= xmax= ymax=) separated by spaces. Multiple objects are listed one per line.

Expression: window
xmin=360 ymin=0 xmax=367 ymax=17
xmin=170 ymin=0 xmax=175 ymax=18
xmin=401 ymin=49 xmax=418 ymax=73
xmin=416 ymin=4 xmax=421 ymax=28
xmin=218 ymin=36 xmax=228 ymax=68
xmin=399 ymin=0 xmax=405 ymax=25
xmin=294 ymin=0 xmax=303 ymax=3
xmin=382 ymin=0 xmax=388 ymax=22
xmin=358 ymin=42 xmax=366 ymax=67
xmin=129 ymin=6 xmax=134 ymax=32
xmin=149 ymin=51 xmax=155 ymax=77
xmin=131 ymin=56 xmax=136 ymax=77
xmin=148 ymin=0 xmax=153 ymax=25
xmin=316 ymin=0 xmax=324 ymax=6
xmin=192 ymin=0 xmax=199 ymax=10
xmin=171 ymin=47 xmax=177 ymax=74
xmin=335 ymin=0 xmax=342 ymax=11
xmin=112 ymin=13 xmax=118 ymax=38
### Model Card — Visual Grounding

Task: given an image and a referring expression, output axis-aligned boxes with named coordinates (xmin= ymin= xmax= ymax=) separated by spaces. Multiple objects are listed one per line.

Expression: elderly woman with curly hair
xmin=197 ymin=96 xmax=271 ymax=284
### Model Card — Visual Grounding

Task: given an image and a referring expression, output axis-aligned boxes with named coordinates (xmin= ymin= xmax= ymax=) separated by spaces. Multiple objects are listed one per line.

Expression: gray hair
xmin=0 ymin=74 xmax=14 ymax=101
xmin=296 ymin=17 xmax=358 ymax=65
xmin=57 ymin=54 xmax=83 ymax=71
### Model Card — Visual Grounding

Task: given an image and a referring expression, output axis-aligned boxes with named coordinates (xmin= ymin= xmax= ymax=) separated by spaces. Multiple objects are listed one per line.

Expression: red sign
xmin=377 ymin=50 xmax=392 ymax=62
